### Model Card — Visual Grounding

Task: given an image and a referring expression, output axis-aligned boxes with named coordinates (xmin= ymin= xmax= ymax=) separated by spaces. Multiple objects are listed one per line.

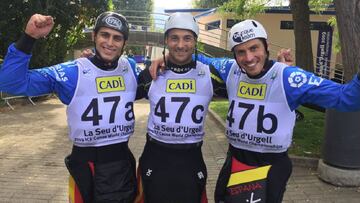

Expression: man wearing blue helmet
xmin=0 ymin=12 xmax=139 ymax=202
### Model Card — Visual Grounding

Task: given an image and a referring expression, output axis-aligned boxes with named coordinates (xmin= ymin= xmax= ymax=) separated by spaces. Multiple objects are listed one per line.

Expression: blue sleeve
xmin=0 ymin=43 xmax=78 ymax=105
xmin=196 ymin=54 xmax=235 ymax=83
xmin=283 ymin=66 xmax=360 ymax=112
xmin=127 ymin=57 xmax=140 ymax=82
xmin=195 ymin=54 xmax=218 ymax=65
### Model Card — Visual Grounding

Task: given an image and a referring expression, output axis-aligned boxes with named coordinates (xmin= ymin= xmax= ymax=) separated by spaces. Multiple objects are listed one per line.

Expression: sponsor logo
xmin=104 ymin=16 xmax=123 ymax=30
xmin=82 ymin=68 xmax=91 ymax=75
xmin=234 ymin=68 xmax=242 ymax=76
xmin=228 ymin=183 xmax=263 ymax=195
xmin=50 ymin=65 xmax=68 ymax=82
xmin=96 ymin=76 xmax=125 ymax=93
xmin=233 ymin=29 xmax=255 ymax=43
xmin=288 ymin=71 xmax=307 ymax=88
xmin=146 ymin=168 xmax=152 ymax=177
xmin=166 ymin=79 xmax=196 ymax=93
xmin=308 ymin=75 xmax=324 ymax=86
xmin=197 ymin=171 xmax=205 ymax=179
xmin=237 ymin=82 xmax=266 ymax=100
xmin=198 ymin=69 xmax=205 ymax=76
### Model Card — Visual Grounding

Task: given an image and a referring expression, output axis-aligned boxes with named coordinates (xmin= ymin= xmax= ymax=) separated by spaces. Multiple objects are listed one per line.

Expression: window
xmin=206 ymin=20 xmax=220 ymax=30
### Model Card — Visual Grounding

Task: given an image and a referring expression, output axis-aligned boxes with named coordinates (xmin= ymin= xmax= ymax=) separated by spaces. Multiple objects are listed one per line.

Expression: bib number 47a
xmin=227 ymin=100 xmax=278 ymax=134
xmin=81 ymin=96 xmax=134 ymax=126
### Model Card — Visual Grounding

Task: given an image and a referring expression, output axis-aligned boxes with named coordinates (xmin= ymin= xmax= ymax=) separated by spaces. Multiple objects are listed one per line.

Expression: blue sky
xmin=151 ymin=0 xmax=290 ymax=29
xmin=154 ymin=0 xmax=193 ymax=11
xmin=153 ymin=0 xmax=289 ymax=11
xmin=153 ymin=0 xmax=193 ymax=30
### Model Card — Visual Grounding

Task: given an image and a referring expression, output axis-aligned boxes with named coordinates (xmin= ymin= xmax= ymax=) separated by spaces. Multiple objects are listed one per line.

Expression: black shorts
xmin=66 ymin=142 xmax=137 ymax=203
xmin=215 ymin=145 xmax=292 ymax=203
xmin=138 ymin=138 xmax=208 ymax=203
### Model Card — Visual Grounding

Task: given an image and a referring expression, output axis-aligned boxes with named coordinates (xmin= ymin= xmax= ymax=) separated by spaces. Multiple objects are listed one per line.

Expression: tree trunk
xmin=334 ymin=0 xmax=360 ymax=81
xmin=290 ymin=0 xmax=314 ymax=72
xmin=318 ymin=0 xmax=360 ymax=186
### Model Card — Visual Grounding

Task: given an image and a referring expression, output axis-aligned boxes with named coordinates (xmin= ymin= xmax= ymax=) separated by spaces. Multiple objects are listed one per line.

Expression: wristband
xmin=15 ymin=33 xmax=36 ymax=54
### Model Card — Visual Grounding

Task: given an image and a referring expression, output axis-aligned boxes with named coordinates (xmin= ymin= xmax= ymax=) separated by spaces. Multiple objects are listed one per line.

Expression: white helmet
xmin=227 ymin=19 xmax=267 ymax=51
xmin=164 ymin=12 xmax=199 ymax=37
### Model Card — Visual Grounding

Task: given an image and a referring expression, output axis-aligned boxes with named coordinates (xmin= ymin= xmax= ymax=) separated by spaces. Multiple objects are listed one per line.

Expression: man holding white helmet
xmin=134 ymin=12 xmax=231 ymax=203
xmin=186 ymin=19 xmax=360 ymax=202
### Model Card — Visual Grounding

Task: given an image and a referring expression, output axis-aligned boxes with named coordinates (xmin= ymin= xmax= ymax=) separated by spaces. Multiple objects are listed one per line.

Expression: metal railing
xmin=0 ymin=91 xmax=36 ymax=110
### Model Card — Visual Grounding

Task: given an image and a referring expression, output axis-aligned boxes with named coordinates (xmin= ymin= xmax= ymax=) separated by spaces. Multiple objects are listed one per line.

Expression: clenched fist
xmin=25 ymin=14 xmax=54 ymax=39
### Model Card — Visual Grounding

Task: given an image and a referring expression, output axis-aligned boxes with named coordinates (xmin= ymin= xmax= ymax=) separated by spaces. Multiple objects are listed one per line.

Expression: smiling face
xmin=233 ymin=38 xmax=268 ymax=77
xmin=165 ymin=28 xmax=196 ymax=65
xmin=93 ymin=27 xmax=126 ymax=63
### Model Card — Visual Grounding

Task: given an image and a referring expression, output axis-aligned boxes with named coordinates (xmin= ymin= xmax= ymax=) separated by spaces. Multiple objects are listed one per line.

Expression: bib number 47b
xmin=227 ymin=100 xmax=278 ymax=134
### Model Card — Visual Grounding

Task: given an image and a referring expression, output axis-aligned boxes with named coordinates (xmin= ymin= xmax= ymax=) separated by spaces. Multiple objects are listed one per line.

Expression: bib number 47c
xmin=154 ymin=96 xmax=204 ymax=124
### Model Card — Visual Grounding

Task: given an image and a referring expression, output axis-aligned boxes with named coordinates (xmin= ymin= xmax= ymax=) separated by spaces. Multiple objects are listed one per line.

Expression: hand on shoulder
xmin=277 ymin=48 xmax=294 ymax=66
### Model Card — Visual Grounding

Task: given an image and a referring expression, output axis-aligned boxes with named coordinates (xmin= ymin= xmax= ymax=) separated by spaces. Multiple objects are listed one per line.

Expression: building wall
xmin=198 ymin=13 xmax=228 ymax=50
xmin=197 ymin=11 xmax=339 ymax=74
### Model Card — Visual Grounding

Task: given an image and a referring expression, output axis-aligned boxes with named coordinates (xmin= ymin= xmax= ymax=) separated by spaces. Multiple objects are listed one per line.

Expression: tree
xmin=198 ymin=0 xmax=288 ymax=19
xmin=219 ymin=0 xmax=270 ymax=20
xmin=289 ymin=0 xmax=334 ymax=72
xmin=318 ymin=1 xmax=360 ymax=184
xmin=113 ymin=0 xmax=153 ymax=27
xmin=192 ymin=0 xmax=229 ymax=8
xmin=289 ymin=0 xmax=313 ymax=71
xmin=0 ymin=0 xmax=109 ymax=68
xmin=112 ymin=0 xmax=153 ymax=55
xmin=334 ymin=0 xmax=360 ymax=81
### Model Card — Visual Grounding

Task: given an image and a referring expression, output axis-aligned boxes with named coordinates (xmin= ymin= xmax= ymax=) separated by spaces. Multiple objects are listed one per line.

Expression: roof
xmin=165 ymin=6 xmax=335 ymax=19
xmin=164 ymin=8 xmax=212 ymax=13
xmin=264 ymin=6 xmax=335 ymax=15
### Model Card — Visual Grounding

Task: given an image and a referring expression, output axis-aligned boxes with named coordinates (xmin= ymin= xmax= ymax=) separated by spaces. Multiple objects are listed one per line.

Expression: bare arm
xmin=149 ymin=56 xmax=167 ymax=80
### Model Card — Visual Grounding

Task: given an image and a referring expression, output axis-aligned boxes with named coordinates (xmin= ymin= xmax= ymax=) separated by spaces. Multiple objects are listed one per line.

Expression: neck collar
xmin=90 ymin=55 xmax=119 ymax=71
xmin=166 ymin=60 xmax=196 ymax=74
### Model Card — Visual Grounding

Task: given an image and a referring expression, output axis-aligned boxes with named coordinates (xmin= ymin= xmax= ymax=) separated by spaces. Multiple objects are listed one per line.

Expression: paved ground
xmin=0 ymin=97 xmax=360 ymax=202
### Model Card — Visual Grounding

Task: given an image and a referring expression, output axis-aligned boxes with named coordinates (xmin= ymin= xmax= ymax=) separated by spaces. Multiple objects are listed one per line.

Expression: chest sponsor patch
xmin=166 ymin=79 xmax=196 ymax=93
xmin=237 ymin=82 xmax=266 ymax=100
xmin=96 ymin=76 xmax=125 ymax=93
